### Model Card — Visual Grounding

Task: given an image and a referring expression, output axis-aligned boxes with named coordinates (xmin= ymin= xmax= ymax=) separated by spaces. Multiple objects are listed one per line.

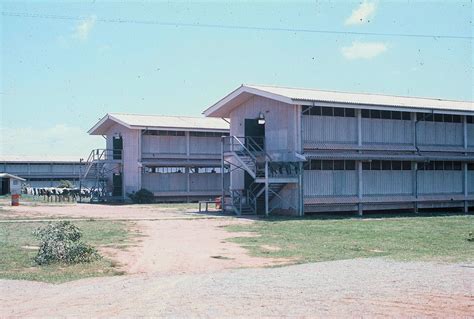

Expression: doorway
xmin=0 ymin=178 xmax=9 ymax=195
xmin=244 ymin=118 xmax=265 ymax=152
xmin=112 ymin=173 xmax=123 ymax=197
xmin=113 ymin=136 xmax=123 ymax=160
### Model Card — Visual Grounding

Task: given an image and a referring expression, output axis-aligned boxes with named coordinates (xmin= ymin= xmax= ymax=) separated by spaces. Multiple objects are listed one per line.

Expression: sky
xmin=1 ymin=0 xmax=473 ymax=158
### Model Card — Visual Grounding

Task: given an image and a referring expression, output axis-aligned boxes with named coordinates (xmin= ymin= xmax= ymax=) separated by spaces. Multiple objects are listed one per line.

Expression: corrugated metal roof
xmin=245 ymin=84 xmax=473 ymax=111
xmin=204 ymin=84 xmax=474 ymax=117
xmin=89 ymin=113 xmax=229 ymax=135
xmin=0 ymin=155 xmax=82 ymax=163
xmin=0 ymin=173 xmax=26 ymax=181
xmin=110 ymin=113 xmax=229 ymax=130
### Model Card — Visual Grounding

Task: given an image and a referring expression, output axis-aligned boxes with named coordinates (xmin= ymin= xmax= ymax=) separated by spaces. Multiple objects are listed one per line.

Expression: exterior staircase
xmin=222 ymin=136 xmax=302 ymax=216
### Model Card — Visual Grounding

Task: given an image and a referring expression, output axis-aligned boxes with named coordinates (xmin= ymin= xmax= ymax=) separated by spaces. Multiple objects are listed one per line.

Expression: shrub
xmin=57 ymin=180 xmax=74 ymax=188
xmin=127 ymin=188 xmax=154 ymax=204
xmin=33 ymin=221 xmax=100 ymax=265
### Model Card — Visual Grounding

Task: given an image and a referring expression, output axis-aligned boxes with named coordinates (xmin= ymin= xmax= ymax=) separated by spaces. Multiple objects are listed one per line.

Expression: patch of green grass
xmin=227 ymin=215 xmax=474 ymax=264
xmin=0 ymin=220 xmax=132 ymax=283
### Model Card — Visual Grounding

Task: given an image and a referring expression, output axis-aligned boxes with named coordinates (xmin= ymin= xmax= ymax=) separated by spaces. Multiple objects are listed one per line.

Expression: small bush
xmin=33 ymin=221 xmax=100 ymax=265
xmin=127 ymin=188 xmax=154 ymax=204
xmin=57 ymin=180 xmax=74 ymax=188
xmin=467 ymin=232 xmax=474 ymax=242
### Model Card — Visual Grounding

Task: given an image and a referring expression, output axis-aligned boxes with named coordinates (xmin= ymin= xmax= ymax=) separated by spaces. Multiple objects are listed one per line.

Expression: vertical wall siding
xmin=417 ymin=171 xmax=463 ymax=194
xmin=303 ymin=171 xmax=357 ymax=196
xmin=302 ymin=116 xmax=357 ymax=144
xmin=417 ymin=122 xmax=463 ymax=146
xmin=142 ymin=173 xmax=187 ymax=192
xmin=362 ymin=119 xmax=413 ymax=144
xmin=190 ymin=137 xmax=221 ymax=154
xmin=142 ymin=135 xmax=186 ymax=155
xmin=6 ymin=164 xmax=29 ymax=173
xmin=468 ymin=171 xmax=474 ymax=194
xmin=190 ymin=173 xmax=221 ymax=191
xmin=467 ymin=124 xmax=474 ymax=147
xmin=363 ymin=171 xmax=413 ymax=196
xmin=107 ymin=123 xmax=141 ymax=194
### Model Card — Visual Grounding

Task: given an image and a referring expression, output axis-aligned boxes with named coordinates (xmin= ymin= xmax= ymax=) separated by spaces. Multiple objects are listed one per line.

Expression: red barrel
xmin=11 ymin=194 xmax=20 ymax=206
xmin=215 ymin=196 xmax=222 ymax=209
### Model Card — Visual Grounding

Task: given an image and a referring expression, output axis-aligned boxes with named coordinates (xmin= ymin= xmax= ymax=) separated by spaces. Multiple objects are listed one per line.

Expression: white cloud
xmin=341 ymin=41 xmax=388 ymax=60
xmin=345 ymin=1 xmax=377 ymax=25
xmin=0 ymin=124 xmax=102 ymax=157
xmin=73 ymin=15 xmax=97 ymax=41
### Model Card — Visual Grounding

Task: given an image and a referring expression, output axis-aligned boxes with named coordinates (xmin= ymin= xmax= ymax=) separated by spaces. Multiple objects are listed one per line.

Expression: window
xmin=302 ymin=106 xmax=355 ymax=118
xmin=144 ymin=166 xmax=186 ymax=174
xmin=417 ymin=113 xmax=462 ymax=123
xmin=362 ymin=110 xmax=411 ymax=121
xmin=143 ymin=130 xmax=185 ymax=136
xmin=304 ymin=160 xmax=356 ymax=171
xmin=190 ymin=167 xmax=222 ymax=173
xmin=418 ymin=161 xmax=461 ymax=171
xmin=190 ymin=131 xmax=228 ymax=137
xmin=362 ymin=160 xmax=411 ymax=170
xmin=467 ymin=116 xmax=474 ymax=124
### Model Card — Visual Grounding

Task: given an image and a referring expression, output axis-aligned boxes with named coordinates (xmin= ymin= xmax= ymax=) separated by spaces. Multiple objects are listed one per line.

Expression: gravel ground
xmin=1 ymin=258 xmax=473 ymax=318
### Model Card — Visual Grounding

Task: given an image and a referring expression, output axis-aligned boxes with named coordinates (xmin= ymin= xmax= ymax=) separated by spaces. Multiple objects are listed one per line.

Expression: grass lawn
xmin=227 ymin=215 xmax=474 ymax=264
xmin=0 ymin=220 xmax=132 ymax=283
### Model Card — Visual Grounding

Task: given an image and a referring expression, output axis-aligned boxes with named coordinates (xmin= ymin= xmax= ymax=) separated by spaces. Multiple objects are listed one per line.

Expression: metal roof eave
xmin=203 ymin=85 xmax=295 ymax=118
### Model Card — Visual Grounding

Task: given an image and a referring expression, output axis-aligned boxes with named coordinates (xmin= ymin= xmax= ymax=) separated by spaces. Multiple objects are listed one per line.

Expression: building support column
xmin=221 ymin=137 xmax=225 ymax=213
xmin=463 ymin=116 xmax=469 ymax=213
xmin=413 ymin=162 xmax=418 ymax=214
xmin=298 ymin=162 xmax=304 ymax=217
xmin=464 ymin=162 xmax=469 ymax=213
xmin=357 ymin=109 xmax=362 ymax=148
xmin=357 ymin=161 xmax=363 ymax=216
xmin=265 ymin=160 xmax=269 ymax=217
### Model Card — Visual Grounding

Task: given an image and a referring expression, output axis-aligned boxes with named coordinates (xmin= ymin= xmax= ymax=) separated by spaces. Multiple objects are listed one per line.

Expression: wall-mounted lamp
xmin=258 ymin=112 xmax=265 ymax=125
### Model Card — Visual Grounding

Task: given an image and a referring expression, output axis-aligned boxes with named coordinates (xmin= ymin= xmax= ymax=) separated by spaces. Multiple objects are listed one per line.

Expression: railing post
xmin=221 ymin=136 xmax=225 ymax=213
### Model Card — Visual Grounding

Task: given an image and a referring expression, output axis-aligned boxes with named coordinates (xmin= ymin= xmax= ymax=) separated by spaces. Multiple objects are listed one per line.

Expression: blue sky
xmin=1 ymin=0 xmax=472 ymax=157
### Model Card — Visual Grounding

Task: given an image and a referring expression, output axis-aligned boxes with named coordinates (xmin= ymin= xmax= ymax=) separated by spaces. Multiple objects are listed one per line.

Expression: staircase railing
xmin=82 ymin=149 xmax=122 ymax=180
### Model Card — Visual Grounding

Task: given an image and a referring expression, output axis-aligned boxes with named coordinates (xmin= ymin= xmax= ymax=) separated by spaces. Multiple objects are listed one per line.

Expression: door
xmin=113 ymin=136 xmax=123 ymax=160
xmin=112 ymin=173 xmax=123 ymax=197
xmin=244 ymin=118 xmax=265 ymax=152
xmin=0 ymin=178 xmax=9 ymax=195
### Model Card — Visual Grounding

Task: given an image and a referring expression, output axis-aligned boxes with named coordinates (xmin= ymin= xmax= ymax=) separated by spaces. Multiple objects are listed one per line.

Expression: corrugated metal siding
xmin=362 ymin=119 xmax=413 ymax=144
xmin=190 ymin=173 xmax=220 ymax=191
xmin=190 ymin=137 xmax=221 ymax=154
xmin=417 ymin=171 xmax=463 ymax=194
xmin=303 ymin=171 xmax=357 ymax=196
xmin=142 ymin=135 xmax=186 ymax=155
xmin=6 ymin=164 xmax=29 ymax=173
xmin=230 ymin=95 xmax=299 ymax=153
xmin=302 ymin=115 xmax=357 ymax=144
xmin=467 ymin=124 xmax=474 ymax=147
xmin=51 ymin=164 xmax=76 ymax=173
xmin=467 ymin=171 xmax=474 ymax=194
xmin=417 ymin=122 xmax=463 ymax=146
xmin=363 ymin=171 xmax=413 ymax=195
xmin=142 ymin=173 xmax=187 ymax=192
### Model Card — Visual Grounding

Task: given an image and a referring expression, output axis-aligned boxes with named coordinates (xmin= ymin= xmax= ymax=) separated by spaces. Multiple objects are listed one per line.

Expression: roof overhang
xmin=88 ymin=114 xmax=132 ymax=135
xmin=88 ymin=113 xmax=229 ymax=135
xmin=0 ymin=173 xmax=26 ymax=181
xmin=203 ymin=85 xmax=474 ymax=118
xmin=203 ymin=85 xmax=294 ymax=118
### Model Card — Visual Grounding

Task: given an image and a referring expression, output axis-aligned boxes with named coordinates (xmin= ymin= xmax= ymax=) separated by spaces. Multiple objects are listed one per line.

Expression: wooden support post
xmin=413 ymin=162 xmax=418 ymax=214
xmin=299 ymin=161 xmax=304 ymax=217
xmin=357 ymin=161 xmax=363 ymax=216
xmin=464 ymin=162 xmax=469 ymax=213
xmin=265 ymin=160 xmax=269 ymax=217
xmin=221 ymin=137 xmax=225 ymax=213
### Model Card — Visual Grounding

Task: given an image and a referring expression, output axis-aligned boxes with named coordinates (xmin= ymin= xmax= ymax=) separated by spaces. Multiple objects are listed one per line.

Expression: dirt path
xmin=103 ymin=218 xmax=290 ymax=276
xmin=1 ymin=259 xmax=472 ymax=317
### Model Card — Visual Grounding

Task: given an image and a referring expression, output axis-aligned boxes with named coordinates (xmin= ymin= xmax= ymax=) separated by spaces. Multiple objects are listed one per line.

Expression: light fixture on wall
xmin=258 ymin=112 xmax=265 ymax=125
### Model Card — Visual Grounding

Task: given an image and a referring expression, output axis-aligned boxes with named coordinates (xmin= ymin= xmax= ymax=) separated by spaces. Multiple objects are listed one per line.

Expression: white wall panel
xmin=142 ymin=135 xmax=186 ymax=155
xmin=304 ymin=171 xmax=357 ymax=196
xmin=142 ymin=173 xmax=187 ymax=192
xmin=363 ymin=171 xmax=412 ymax=195
xmin=302 ymin=115 xmax=357 ymax=144
xmin=190 ymin=137 xmax=221 ymax=154
xmin=362 ymin=119 xmax=412 ymax=144
xmin=417 ymin=171 xmax=463 ymax=194
xmin=417 ymin=122 xmax=463 ymax=146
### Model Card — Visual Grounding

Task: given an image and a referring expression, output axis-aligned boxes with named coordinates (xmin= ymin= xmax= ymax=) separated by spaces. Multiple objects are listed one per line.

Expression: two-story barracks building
xmin=87 ymin=113 xmax=229 ymax=202
xmin=204 ymin=84 xmax=474 ymax=216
